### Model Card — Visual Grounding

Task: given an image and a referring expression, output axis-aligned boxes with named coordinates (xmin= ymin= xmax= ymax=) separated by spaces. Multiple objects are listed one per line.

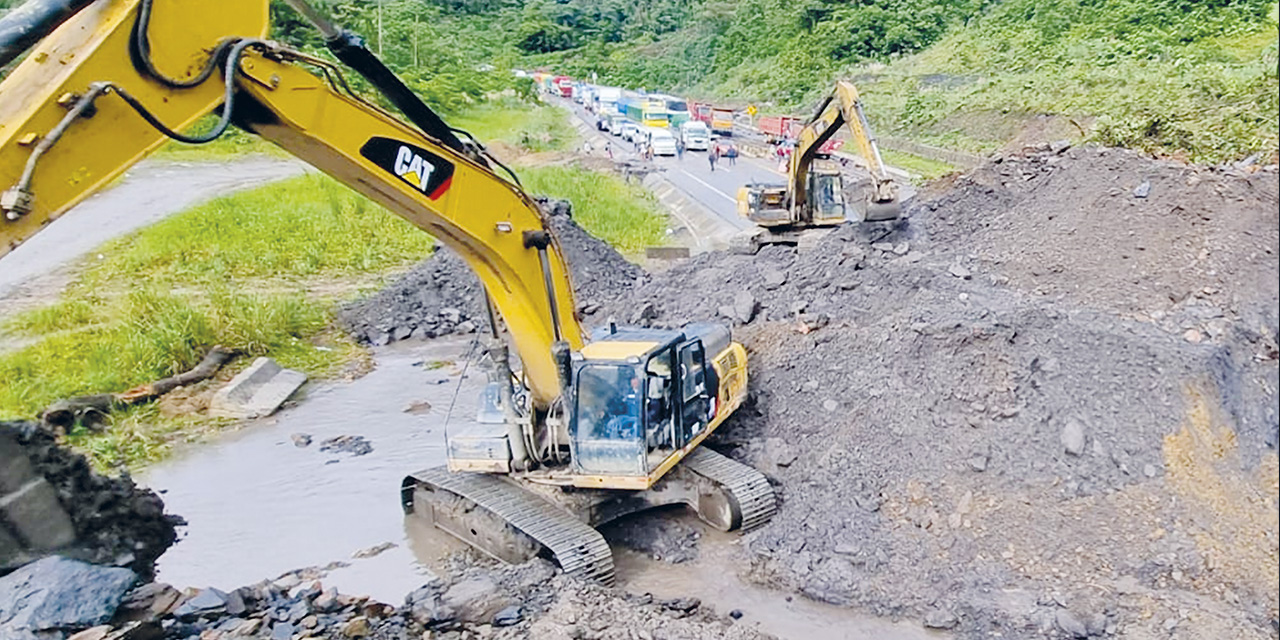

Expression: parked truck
xmin=710 ymin=107 xmax=735 ymax=136
xmin=596 ymin=86 xmax=622 ymax=115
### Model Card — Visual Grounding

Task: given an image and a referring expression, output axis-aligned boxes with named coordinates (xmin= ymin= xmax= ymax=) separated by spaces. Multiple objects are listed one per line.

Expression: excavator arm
xmin=789 ymin=80 xmax=900 ymax=222
xmin=0 ymin=0 xmax=583 ymax=409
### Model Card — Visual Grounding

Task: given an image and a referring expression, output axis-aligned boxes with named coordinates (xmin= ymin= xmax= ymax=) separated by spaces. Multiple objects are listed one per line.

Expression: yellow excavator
xmin=734 ymin=81 xmax=901 ymax=252
xmin=0 ymin=0 xmax=775 ymax=584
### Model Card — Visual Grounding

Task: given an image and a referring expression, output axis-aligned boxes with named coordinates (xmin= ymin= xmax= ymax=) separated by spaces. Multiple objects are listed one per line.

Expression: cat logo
xmin=359 ymin=137 xmax=455 ymax=200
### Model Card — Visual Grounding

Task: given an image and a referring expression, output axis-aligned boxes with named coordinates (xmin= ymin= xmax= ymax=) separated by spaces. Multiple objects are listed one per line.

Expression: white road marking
xmin=673 ymin=169 xmax=737 ymax=203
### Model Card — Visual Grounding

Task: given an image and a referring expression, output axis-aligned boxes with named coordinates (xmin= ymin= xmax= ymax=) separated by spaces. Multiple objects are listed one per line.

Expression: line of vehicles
xmin=529 ymin=71 xmax=904 ymax=250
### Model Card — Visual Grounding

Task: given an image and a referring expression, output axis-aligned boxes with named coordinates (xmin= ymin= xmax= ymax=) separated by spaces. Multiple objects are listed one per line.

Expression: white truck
xmin=595 ymin=86 xmax=622 ymax=115
xmin=680 ymin=120 xmax=710 ymax=151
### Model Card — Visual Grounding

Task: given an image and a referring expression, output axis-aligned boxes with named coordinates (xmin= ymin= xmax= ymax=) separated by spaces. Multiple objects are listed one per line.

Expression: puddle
xmin=143 ymin=337 xmax=944 ymax=637
xmin=609 ymin=514 xmax=946 ymax=640
xmin=141 ymin=338 xmax=483 ymax=602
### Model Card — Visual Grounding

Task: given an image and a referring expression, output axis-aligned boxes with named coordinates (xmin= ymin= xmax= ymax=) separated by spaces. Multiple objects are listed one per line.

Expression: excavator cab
xmin=805 ymin=161 xmax=847 ymax=226
xmin=570 ymin=327 xmax=717 ymax=477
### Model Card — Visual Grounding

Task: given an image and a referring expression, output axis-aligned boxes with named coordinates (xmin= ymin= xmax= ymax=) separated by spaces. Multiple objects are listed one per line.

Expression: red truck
xmin=553 ymin=75 xmax=573 ymax=98
xmin=757 ymin=114 xmax=842 ymax=153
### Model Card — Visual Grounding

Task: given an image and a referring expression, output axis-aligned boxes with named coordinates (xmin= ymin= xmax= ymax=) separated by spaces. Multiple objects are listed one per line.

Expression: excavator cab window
xmin=677 ymin=341 xmax=710 ymax=447
xmin=572 ymin=363 xmax=649 ymax=476
xmin=809 ymin=172 xmax=846 ymax=223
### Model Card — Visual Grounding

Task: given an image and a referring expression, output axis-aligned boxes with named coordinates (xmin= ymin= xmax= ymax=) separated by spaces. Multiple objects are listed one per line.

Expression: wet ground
xmin=611 ymin=518 xmax=945 ymax=640
xmin=140 ymin=338 xmax=480 ymax=603
xmin=139 ymin=336 xmax=942 ymax=639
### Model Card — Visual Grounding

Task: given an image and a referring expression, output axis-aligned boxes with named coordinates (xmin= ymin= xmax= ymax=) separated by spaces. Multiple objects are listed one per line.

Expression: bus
xmin=651 ymin=94 xmax=690 ymax=126
xmin=619 ymin=94 xmax=670 ymax=128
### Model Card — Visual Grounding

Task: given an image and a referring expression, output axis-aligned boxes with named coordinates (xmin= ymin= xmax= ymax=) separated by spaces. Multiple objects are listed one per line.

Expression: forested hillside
xmin=273 ymin=0 xmax=1276 ymax=162
xmin=0 ymin=0 xmax=1274 ymax=161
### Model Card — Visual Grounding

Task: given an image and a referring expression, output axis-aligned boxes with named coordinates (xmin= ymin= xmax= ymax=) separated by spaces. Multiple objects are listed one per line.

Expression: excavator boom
xmin=790 ymin=81 xmax=901 ymax=223
xmin=0 ymin=0 xmax=582 ymax=408
xmin=0 ymin=0 xmax=773 ymax=583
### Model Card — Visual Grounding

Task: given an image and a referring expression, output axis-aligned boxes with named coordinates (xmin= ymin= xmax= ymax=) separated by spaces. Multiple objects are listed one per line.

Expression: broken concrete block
xmin=0 ymin=477 xmax=77 ymax=550
xmin=209 ymin=357 xmax=307 ymax=419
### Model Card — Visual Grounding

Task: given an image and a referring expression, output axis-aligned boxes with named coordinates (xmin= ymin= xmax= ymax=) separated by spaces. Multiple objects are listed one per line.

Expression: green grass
xmin=518 ymin=166 xmax=668 ymax=254
xmin=0 ymin=174 xmax=431 ymax=469
xmin=79 ymin=174 xmax=432 ymax=289
xmin=153 ymin=116 xmax=284 ymax=161
xmin=449 ymin=100 xmax=579 ymax=152
xmin=880 ymin=150 xmax=957 ymax=182
xmin=850 ymin=3 xmax=1280 ymax=163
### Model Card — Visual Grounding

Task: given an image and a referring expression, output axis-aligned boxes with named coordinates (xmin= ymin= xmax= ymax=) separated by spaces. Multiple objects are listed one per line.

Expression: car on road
xmin=609 ymin=116 xmax=626 ymax=137
xmin=680 ymin=121 xmax=710 ymax=151
xmin=645 ymin=128 xmax=678 ymax=156
xmin=620 ymin=120 xmax=640 ymax=142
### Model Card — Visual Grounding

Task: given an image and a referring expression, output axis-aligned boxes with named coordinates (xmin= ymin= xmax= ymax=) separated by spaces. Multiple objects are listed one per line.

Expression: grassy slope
xmin=0 ymin=174 xmax=432 ymax=468
xmin=850 ymin=4 xmax=1280 ymax=161
xmin=523 ymin=1 xmax=1278 ymax=164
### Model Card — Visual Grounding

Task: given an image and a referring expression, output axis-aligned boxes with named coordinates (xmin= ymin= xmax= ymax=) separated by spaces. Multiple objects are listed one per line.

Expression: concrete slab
xmin=0 ymin=477 xmax=77 ymax=550
xmin=209 ymin=357 xmax=307 ymax=420
xmin=0 ymin=431 xmax=37 ymax=494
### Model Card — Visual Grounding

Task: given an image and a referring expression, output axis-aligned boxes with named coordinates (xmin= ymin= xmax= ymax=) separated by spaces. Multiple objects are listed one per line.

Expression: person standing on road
xmin=605 ymin=142 xmax=613 ymax=159
xmin=676 ymin=138 xmax=685 ymax=161
xmin=708 ymin=146 xmax=719 ymax=172
xmin=726 ymin=143 xmax=738 ymax=166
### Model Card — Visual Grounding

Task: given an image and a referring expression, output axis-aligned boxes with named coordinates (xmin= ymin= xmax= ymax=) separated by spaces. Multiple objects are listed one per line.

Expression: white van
xmin=680 ymin=121 xmax=710 ymax=151
xmin=621 ymin=121 xmax=640 ymax=142
xmin=645 ymin=128 xmax=678 ymax=156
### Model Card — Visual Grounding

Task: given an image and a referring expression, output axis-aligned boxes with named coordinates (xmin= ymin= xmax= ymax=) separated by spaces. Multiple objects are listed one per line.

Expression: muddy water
xmin=610 ymin=517 xmax=945 ymax=640
xmin=141 ymin=338 xmax=481 ymax=602
xmin=143 ymin=337 xmax=942 ymax=637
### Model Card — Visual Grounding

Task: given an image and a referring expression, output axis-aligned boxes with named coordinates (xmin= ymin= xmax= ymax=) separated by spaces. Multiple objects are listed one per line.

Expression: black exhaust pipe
xmin=0 ymin=0 xmax=97 ymax=68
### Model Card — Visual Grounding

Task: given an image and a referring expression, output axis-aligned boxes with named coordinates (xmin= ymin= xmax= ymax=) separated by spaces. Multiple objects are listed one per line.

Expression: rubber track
xmin=682 ymin=447 xmax=778 ymax=531
xmin=407 ymin=467 xmax=615 ymax=585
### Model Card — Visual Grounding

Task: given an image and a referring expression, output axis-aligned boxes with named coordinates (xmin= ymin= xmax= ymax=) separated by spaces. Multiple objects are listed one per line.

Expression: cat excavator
xmin=734 ymin=81 xmax=902 ymax=252
xmin=0 ymin=0 xmax=775 ymax=584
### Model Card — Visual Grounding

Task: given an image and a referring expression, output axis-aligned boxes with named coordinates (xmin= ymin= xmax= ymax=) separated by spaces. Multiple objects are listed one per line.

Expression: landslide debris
xmin=19 ymin=556 xmax=769 ymax=640
xmin=337 ymin=198 xmax=643 ymax=345
xmin=0 ymin=421 xmax=182 ymax=580
xmin=331 ymin=145 xmax=1275 ymax=638
xmin=582 ymin=147 xmax=1278 ymax=638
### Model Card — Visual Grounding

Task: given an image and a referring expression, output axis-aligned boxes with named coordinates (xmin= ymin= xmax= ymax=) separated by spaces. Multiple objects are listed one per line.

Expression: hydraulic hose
xmin=0 ymin=0 xmax=96 ymax=68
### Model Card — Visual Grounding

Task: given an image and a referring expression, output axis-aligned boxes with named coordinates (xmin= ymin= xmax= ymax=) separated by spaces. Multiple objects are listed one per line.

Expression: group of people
xmin=707 ymin=142 xmax=738 ymax=172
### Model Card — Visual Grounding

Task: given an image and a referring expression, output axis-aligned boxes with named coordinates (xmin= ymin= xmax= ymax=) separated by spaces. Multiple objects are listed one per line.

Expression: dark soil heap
xmin=587 ymin=146 xmax=1278 ymax=638
xmin=1 ymin=421 xmax=183 ymax=579
xmin=337 ymin=145 xmax=1276 ymax=639
xmin=338 ymin=198 xmax=643 ymax=345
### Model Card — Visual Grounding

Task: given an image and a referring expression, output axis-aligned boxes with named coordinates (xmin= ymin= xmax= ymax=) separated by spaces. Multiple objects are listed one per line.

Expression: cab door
xmin=677 ymin=341 xmax=710 ymax=447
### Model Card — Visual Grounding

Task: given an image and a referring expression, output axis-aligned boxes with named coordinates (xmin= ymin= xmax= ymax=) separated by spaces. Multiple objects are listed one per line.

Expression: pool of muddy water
xmin=141 ymin=337 xmax=941 ymax=639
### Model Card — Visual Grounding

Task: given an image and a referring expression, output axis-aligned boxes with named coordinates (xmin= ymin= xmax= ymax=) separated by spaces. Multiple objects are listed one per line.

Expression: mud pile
xmin=0 ymin=421 xmax=182 ymax=579
xmin=64 ymin=557 xmax=767 ymax=640
xmin=338 ymin=198 xmax=643 ymax=345
xmin=586 ymin=147 xmax=1278 ymax=638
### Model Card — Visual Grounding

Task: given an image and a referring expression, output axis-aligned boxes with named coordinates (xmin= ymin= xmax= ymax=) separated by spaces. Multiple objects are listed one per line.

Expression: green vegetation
xmin=0 ymin=174 xmax=431 ymax=469
xmin=520 ymin=166 xmax=667 ymax=253
xmin=880 ymin=150 xmax=957 ymax=182
xmin=450 ymin=100 xmax=579 ymax=152
xmin=388 ymin=0 xmax=1277 ymax=163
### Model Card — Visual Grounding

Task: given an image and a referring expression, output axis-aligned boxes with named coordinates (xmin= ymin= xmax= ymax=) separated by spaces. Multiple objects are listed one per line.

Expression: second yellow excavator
xmin=0 ymin=0 xmax=774 ymax=585
xmin=735 ymin=81 xmax=902 ymax=252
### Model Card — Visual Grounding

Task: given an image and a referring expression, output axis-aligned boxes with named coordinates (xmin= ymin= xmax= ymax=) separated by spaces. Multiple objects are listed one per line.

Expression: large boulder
xmin=0 ymin=556 xmax=136 ymax=635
